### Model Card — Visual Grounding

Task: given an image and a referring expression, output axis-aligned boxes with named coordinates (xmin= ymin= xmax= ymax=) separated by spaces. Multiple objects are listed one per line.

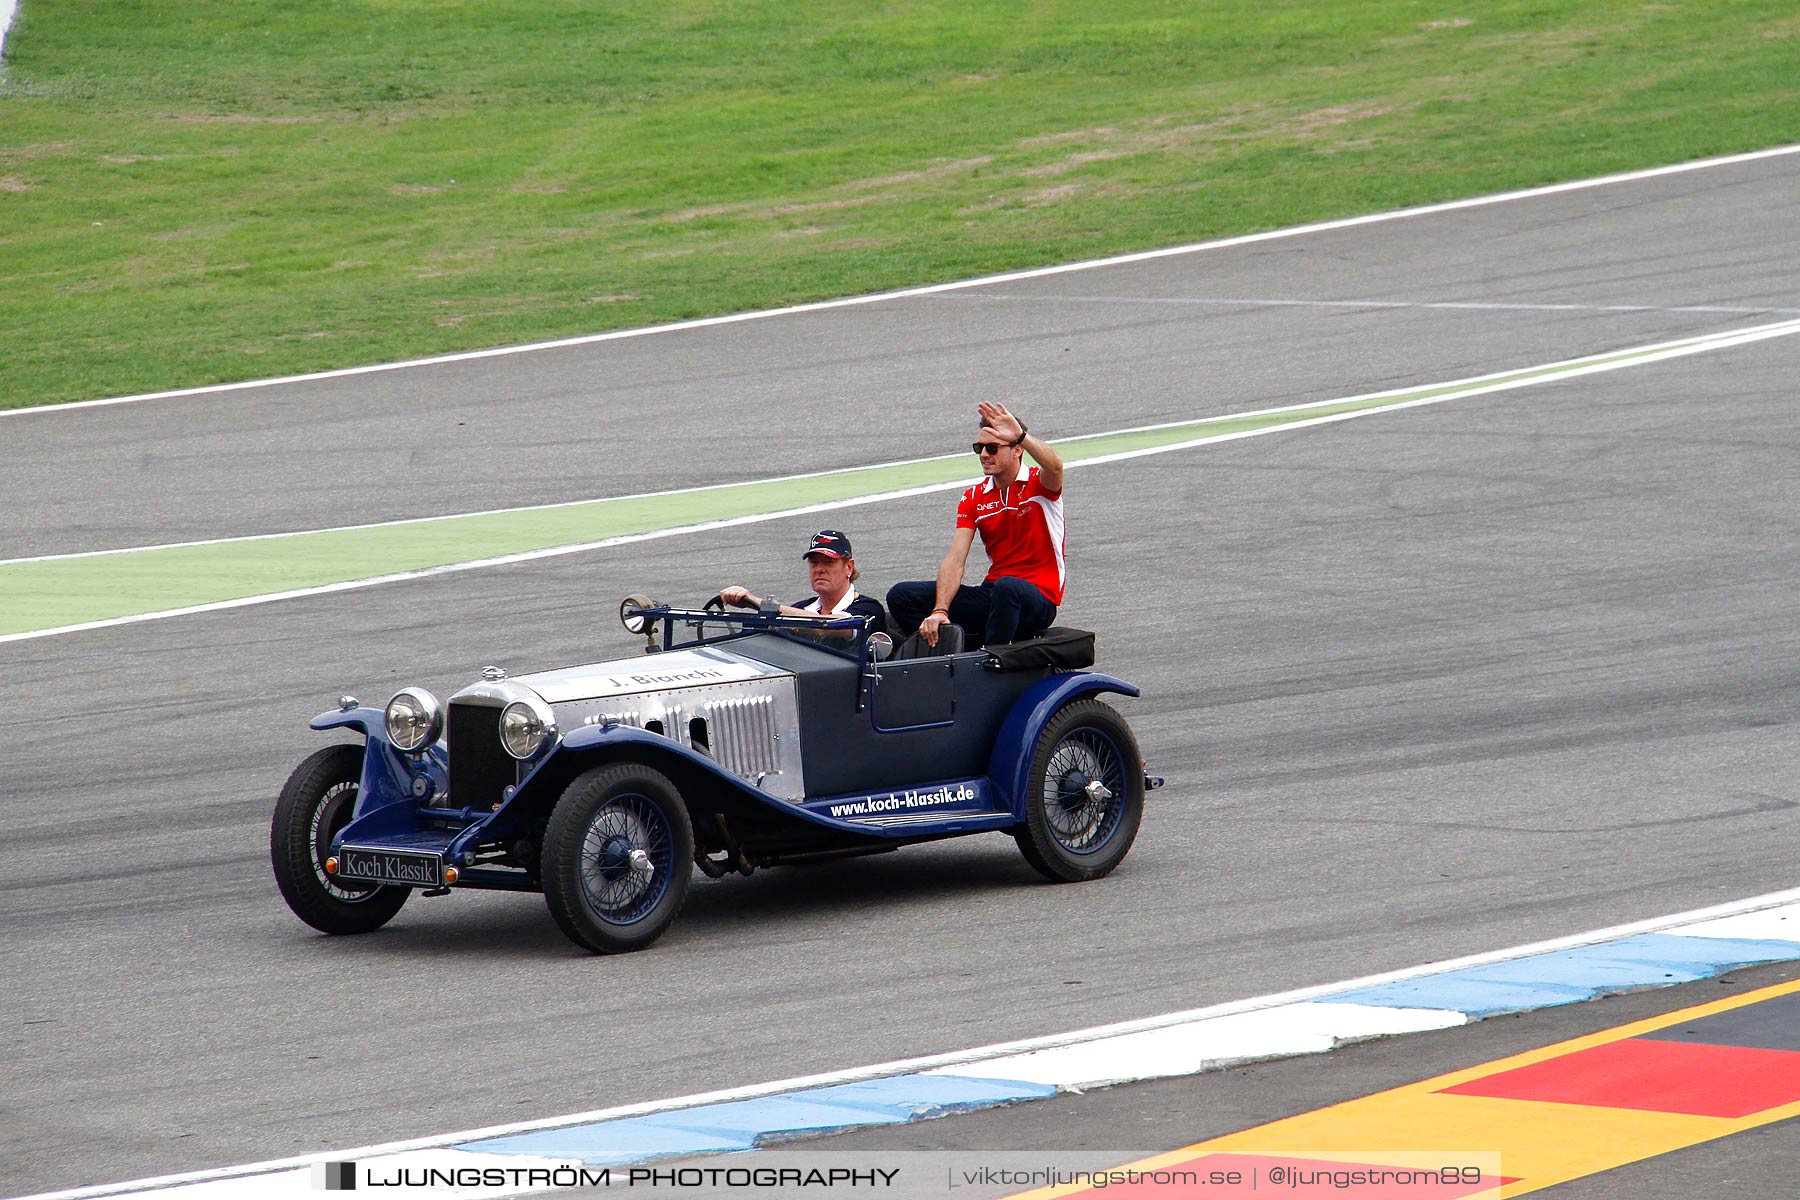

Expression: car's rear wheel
xmin=1014 ymin=699 xmax=1143 ymax=882
xmin=542 ymin=763 xmax=693 ymax=953
xmin=270 ymin=744 xmax=410 ymax=934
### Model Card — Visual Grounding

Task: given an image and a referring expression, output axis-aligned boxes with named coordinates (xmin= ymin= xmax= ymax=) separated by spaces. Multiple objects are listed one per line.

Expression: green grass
xmin=2 ymin=1 xmax=1796 ymax=410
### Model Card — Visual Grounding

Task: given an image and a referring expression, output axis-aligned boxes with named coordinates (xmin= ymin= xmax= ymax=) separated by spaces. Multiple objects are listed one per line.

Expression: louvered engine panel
xmin=556 ymin=677 xmax=804 ymax=801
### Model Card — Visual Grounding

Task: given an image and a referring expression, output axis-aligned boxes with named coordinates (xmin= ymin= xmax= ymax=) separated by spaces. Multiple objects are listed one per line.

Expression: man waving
xmin=888 ymin=402 xmax=1065 ymax=649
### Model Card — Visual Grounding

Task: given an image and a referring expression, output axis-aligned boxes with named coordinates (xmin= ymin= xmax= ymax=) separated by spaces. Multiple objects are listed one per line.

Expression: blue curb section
xmin=1329 ymin=934 xmax=1800 ymax=1017
xmin=459 ymin=1074 xmax=1057 ymax=1166
xmin=457 ymin=927 xmax=1800 ymax=1169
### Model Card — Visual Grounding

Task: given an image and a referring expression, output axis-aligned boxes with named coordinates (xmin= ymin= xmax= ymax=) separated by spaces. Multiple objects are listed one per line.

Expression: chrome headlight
xmin=499 ymin=696 xmax=557 ymax=760
xmin=384 ymin=688 xmax=443 ymax=753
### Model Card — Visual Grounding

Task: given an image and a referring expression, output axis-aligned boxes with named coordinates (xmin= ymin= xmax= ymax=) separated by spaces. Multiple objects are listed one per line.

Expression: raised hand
xmin=977 ymin=401 xmax=1022 ymax=444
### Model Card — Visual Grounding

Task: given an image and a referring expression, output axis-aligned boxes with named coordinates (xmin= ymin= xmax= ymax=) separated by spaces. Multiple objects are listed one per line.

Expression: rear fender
xmin=986 ymin=673 xmax=1140 ymax=818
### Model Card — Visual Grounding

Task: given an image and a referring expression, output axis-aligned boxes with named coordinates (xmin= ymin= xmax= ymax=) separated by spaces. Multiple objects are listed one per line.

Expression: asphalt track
xmin=4 ymin=151 xmax=1799 ymax=1196
xmin=14 ymin=324 xmax=1796 ymax=640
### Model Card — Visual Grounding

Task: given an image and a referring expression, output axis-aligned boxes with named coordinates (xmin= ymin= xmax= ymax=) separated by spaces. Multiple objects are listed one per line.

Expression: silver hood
xmin=512 ymin=647 xmax=789 ymax=703
xmin=449 ymin=646 xmax=806 ymax=801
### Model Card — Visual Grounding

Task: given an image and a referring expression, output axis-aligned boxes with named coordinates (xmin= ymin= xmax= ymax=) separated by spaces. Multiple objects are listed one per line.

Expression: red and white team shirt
xmin=955 ymin=466 xmax=1066 ymax=606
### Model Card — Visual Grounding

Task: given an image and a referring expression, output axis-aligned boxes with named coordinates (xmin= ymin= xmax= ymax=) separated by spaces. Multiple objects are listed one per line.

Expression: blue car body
xmin=274 ymin=605 xmax=1152 ymax=951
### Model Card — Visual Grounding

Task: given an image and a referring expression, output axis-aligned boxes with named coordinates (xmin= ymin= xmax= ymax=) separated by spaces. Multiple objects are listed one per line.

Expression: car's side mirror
xmin=868 ymin=632 xmax=894 ymax=662
xmin=620 ymin=594 xmax=656 ymax=635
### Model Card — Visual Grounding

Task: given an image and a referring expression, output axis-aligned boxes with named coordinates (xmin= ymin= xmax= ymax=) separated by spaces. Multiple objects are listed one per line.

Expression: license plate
xmin=336 ymin=845 xmax=443 ymax=888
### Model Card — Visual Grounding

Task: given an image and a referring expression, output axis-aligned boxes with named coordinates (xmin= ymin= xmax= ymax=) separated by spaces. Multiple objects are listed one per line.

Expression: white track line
xmin=4 ymin=143 xmax=1798 ymax=420
xmin=0 ymin=450 xmax=968 ymax=566
xmin=20 ymin=886 xmax=1800 ymax=1200
xmin=6 ymin=311 xmax=1777 ymax=569
xmin=940 ymin=292 xmax=1800 ymax=317
xmin=8 ymin=315 xmax=1800 ymax=646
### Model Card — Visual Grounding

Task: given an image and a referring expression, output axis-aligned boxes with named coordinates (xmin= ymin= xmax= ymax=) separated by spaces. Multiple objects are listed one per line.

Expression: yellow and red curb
xmin=1011 ymin=978 xmax=1800 ymax=1198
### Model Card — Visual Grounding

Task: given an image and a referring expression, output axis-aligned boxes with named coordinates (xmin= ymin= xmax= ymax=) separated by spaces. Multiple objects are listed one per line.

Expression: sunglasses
xmin=972 ymin=442 xmax=1008 ymax=456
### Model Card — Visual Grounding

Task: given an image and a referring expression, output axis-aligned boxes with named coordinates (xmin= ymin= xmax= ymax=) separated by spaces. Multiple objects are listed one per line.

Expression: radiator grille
xmin=447 ymin=702 xmax=516 ymax=811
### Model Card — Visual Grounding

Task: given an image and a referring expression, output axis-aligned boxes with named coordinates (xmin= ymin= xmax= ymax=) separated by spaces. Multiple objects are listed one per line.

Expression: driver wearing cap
xmin=718 ymin=530 xmax=890 ymax=635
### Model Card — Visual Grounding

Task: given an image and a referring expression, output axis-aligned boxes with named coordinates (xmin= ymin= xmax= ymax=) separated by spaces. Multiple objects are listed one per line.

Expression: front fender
xmin=986 ymin=672 xmax=1141 ymax=817
xmin=496 ymin=724 xmax=773 ymax=821
xmin=535 ymin=722 xmax=772 ymax=794
xmin=310 ymin=704 xmax=385 ymax=737
xmin=487 ymin=723 xmax=855 ymax=838
xmin=308 ymin=705 xmax=429 ymax=824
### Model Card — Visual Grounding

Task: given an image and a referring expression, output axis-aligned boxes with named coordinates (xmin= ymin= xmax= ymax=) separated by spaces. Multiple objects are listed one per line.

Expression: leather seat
xmin=891 ymin=623 xmax=965 ymax=660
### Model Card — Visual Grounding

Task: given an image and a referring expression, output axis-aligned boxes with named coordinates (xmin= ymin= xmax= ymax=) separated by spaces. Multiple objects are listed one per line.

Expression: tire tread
xmin=542 ymin=762 xmax=694 ymax=954
xmin=1013 ymin=698 xmax=1144 ymax=883
xmin=270 ymin=743 xmax=410 ymax=935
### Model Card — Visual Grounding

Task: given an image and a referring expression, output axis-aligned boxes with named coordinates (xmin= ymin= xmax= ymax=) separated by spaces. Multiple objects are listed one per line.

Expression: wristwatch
xmin=1012 ymin=423 xmax=1028 ymax=446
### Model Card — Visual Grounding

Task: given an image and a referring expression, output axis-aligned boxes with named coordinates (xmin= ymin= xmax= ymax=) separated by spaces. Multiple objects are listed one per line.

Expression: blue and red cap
xmin=803 ymin=530 xmax=852 ymax=559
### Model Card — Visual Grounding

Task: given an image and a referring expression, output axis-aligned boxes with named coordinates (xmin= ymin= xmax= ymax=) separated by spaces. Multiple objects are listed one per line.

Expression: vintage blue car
xmin=270 ymin=599 xmax=1157 ymax=953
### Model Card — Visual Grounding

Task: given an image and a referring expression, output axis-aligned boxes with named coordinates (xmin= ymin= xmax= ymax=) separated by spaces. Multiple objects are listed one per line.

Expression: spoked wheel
xmin=270 ymin=744 xmax=410 ymax=934
xmin=543 ymin=764 xmax=693 ymax=953
xmin=1014 ymin=699 xmax=1144 ymax=882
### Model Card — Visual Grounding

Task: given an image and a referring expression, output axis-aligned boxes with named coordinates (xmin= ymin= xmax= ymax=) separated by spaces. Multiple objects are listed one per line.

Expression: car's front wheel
xmin=1014 ymin=698 xmax=1144 ymax=882
xmin=542 ymin=763 xmax=694 ymax=953
xmin=270 ymin=744 xmax=410 ymax=934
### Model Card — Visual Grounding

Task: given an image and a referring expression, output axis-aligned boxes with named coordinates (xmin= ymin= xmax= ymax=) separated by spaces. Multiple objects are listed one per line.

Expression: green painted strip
xmin=0 ymin=330 xmax=1747 ymax=639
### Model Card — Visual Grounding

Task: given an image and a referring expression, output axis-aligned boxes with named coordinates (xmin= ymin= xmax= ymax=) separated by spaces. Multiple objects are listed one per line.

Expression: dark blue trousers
xmin=886 ymin=577 xmax=1057 ymax=649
